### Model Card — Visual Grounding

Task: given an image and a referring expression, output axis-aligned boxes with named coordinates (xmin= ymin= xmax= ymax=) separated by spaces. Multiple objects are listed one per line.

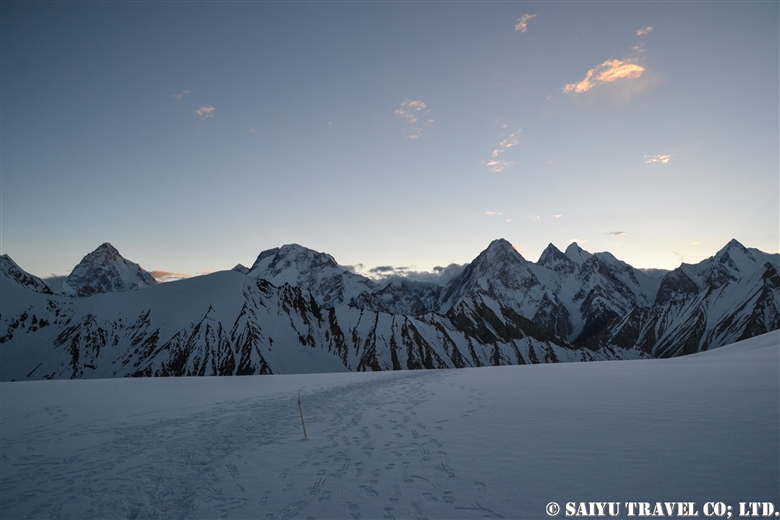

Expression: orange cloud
xmin=514 ymin=14 xmax=537 ymax=33
xmin=644 ymin=154 xmax=672 ymax=164
xmin=153 ymin=270 xmax=213 ymax=283
xmin=485 ymin=159 xmax=514 ymax=173
xmin=563 ymin=59 xmax=645 ymax=94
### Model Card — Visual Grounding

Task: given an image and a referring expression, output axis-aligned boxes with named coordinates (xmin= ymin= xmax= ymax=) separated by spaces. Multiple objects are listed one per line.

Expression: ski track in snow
xmin=1 ymin=371 xmax=506 ymax=520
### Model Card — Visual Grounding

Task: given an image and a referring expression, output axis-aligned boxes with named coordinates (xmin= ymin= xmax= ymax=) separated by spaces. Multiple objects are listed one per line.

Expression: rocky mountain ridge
xmin=1 ymin=239 xmax=777 ymax=381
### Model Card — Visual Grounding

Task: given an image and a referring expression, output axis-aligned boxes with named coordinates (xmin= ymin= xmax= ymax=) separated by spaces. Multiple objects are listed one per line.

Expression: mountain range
xmin=1 ymin=239 xmax=777 ymax=381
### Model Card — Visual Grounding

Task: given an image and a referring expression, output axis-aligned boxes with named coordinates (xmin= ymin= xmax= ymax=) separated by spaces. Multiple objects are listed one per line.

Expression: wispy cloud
xmin=342 ymin=263 xmax=364 ymax=273
xmin=195 ymin=106 xmax=215 ymax=118
xmin=394 ymin=99 xmax=426 ymax=123
xmin=485 ymin=159 xmax=514 ymax=173
xmin=499 ymin=130 xmax=522 ymax=148
xmin=636 ymin=26 xmax=653 ymax=36
xmin=485 ymin=211 xmax=502 ymax=216
xmin=554 ymin=214 xmax=562 ymax=219
xmin=369 ymin=265 xmax=407 ymax=274
xmin=395 ymin=99 xmax=434 ymax=139
xmin=644 ymin=154 xmax=671 ymax=164
xmin=608 ymin=231 xmax=627 ymax=236
xmin=529 ymin=215 xmax=542 ymax=221
xmin=485 ymin=128 xmax=522 ymax=172
xmin=170 ymin=90 xmax=191 ymax=100
xmin=563 ymin=59 xmax=645 ymax=94
xmin=514 ymin=14 xmax=537 ymax=33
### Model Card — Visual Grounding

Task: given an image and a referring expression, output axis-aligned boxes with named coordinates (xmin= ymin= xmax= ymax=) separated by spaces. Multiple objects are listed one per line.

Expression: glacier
xmin=1 ymin=332 xmax=777 ymax=518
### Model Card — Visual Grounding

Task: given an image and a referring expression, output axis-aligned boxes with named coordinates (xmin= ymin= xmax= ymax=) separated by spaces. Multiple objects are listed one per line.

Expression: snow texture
xmin=1 ymin=332 xmax=777 ymax=519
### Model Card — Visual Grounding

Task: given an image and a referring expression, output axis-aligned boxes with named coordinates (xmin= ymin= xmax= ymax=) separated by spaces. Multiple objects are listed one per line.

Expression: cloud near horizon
xmin=563 ymin=59 xmax=645 ymax=94
xmin=365 ymin=263 xmax=468 ymax=285
xmin=514 ymin=14 xmax=537 ymax=33
xmin=150 ymin=270 xmax=213 ymax=282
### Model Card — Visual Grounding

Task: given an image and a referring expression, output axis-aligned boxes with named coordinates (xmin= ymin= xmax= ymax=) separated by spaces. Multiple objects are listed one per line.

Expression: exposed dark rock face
xmin=61 ymin=243 xmax=158 ymax=296
xmin=1 ymin=238 xmax=777 ymax=381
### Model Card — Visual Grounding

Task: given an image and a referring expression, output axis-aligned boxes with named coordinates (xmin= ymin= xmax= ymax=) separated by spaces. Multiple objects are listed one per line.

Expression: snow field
xmin=1 ymin=332 xmax=778 ymax=519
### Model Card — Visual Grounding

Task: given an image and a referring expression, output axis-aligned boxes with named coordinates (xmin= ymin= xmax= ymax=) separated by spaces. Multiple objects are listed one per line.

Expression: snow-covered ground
xmin=1 ymin=332 xmax=778 ymax=519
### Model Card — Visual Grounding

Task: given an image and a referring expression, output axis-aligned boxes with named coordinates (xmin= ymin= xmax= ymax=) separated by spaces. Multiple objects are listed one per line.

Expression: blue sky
xmin=2 ymin=1 xmax=778 ymax=280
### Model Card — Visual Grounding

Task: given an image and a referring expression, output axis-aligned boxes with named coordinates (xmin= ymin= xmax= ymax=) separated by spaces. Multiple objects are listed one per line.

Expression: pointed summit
xmin=564 ymin=242 xmax=592 ymax=265
xmin=711 ymin=238 xmax=758 ymax=276
xmin=538 ymin=243 xmax=576 ymax=274
xmin=437 ymin=238 xmax=535 ymax=312
xmin=63 ymin=243 xmax=157 ymax=297
xmin=232 ymin=264 xmax=250 ymax=275
xmin=481 ymin=238 xmax=527 ymax=263
xmin=716 ymin=239 xmax=749 ymax=257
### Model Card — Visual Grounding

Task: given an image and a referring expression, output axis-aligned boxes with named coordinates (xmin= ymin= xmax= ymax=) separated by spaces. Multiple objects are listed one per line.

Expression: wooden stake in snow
xmin=298 ymin=390 xmax=308 ymax=439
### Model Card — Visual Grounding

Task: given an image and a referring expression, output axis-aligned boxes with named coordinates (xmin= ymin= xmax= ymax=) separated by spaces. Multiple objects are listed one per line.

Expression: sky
xmin=2 ymin=1 xmax=778 ymax=281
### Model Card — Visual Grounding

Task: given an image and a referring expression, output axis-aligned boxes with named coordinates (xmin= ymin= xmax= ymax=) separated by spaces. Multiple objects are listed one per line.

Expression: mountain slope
xmin=599 ymin=240 xmax=780 ymax=357
xmin=0 ymin=254 xmax=54 ymax=295
xmin=0 ymin=266 xmax=631 ymax=381
xmin=1 ymin=238 xmax=777 ymax=381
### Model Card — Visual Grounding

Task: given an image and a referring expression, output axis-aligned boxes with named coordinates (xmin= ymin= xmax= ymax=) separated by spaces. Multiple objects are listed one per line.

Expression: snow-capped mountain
xmin=599 ymin=239 xmax=780 ymax=357
xmin=0 ymin=254 xmax=54 ymax=295
xmin=1 ymin=238 xmax=777 ymax=381
xmin=246 ymin=244 xmax=376 ymax=307
xmin=60 ymin=243 xmax=157 ymax=296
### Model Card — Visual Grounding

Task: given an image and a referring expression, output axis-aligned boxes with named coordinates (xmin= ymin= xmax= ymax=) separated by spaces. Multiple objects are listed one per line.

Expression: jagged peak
xmin=81 ymin=242 xmax=122 ymax=264
xmin=232 ymin=264 xmax=250 ymax=275
xmin=481 ymin=238 xmax=526 ymax=261
xmin=726 ymin=238 xmax=747 ymax=249
xmin=537 ymin=243 xmax=571 ymax=267
xmin=64 ymin=242 xmax=157 ymax=296
xmin=564 ymin=242 xmax=592 ymax=264
xmin=715 ymin=238 xmax=749 ymax=258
